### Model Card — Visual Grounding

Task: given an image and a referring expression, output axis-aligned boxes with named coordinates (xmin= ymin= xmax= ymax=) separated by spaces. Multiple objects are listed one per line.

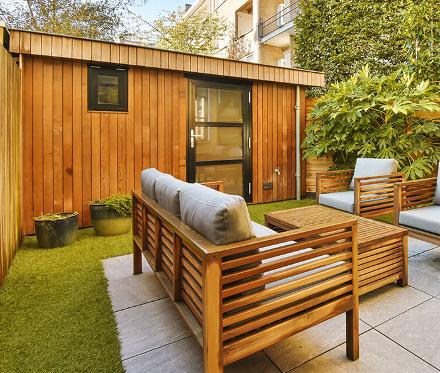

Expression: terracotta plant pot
xmin=34 ymin=212 xmax=79 ymax=248
xmin=90 ymin=204 xmax=131 ymax=236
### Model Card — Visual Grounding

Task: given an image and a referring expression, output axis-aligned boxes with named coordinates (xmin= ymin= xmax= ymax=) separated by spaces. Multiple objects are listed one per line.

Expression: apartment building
xmin=184 ymin=0 xmax=298 ymax=67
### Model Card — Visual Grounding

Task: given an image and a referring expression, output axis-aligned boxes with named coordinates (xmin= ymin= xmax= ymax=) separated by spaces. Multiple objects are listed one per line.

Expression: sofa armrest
xmin=353 ymin=172 xmax=404 ymax=218
xmin=201 ymin=180 xmax=224 ymax=192
xmin=316 ymin=169 xmax=354 ymax=201
xmin=214 ymin=218 xmax=359 ymax=363
xmin=393 ymin=177 xmax=437 ymax=225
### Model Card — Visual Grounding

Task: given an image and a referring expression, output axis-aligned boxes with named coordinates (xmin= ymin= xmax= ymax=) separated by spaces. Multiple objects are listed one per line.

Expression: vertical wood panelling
xmin=304 ymin=97 xmax=335 ymax=194
xmin=42 ymin=59 xmax=53 ymax=214
xmin=252 ymin=82 xmax=305 ymax=203
xmin=1 ymin=31 xmax=329 ymax=86
xmin=19 ymin=51 xmax=310 ymax=233
xmin=21 ymin=56 xmax=188 ymax=234
xmin=63 ymin=61 xmax=73 ymax=211
xmin=53 ymin=60 xmax=63 ymax=212
xmin=0 ymin=44 xmax=22 ymax=285
xmin=32 ymin=57 xmax=44 ymax=218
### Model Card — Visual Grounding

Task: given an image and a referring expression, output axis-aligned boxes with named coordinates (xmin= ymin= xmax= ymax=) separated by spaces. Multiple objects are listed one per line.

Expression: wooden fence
xmin=0 ymin=40 xmax=22 ymax=286
xmin=304 ymin=98 xmax=334 ymax=194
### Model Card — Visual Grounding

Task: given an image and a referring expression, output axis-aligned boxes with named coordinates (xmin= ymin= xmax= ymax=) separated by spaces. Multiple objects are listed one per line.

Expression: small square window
xmin=88 ymin=65 xmax=128 ymax=112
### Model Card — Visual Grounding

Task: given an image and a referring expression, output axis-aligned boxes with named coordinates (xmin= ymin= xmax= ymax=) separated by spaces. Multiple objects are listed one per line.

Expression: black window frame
xmin=88 ymin=64 xmax=128 ymax=112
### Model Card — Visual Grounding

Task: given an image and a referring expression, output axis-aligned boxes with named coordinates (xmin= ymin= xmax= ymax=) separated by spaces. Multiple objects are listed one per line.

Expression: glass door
xmin=187 ymin=80 xmax=252 ymax=200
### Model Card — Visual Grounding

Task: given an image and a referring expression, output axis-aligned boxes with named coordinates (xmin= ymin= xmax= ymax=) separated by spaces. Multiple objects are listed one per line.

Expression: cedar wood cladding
xmin=8 ymin=29 xmax=325 ymax=87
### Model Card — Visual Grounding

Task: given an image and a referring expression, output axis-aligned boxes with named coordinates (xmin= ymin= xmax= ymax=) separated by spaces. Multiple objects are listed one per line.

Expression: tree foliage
xmin=225 ymin=27 xmax=251 ymax=60
xmin=294 ymin=0 xmax=440 ymax=87
xmin=0 ymin=0 xmax=139 ymax=41
xmin=400 ymin=2 xmax=440 ymax=83
xmin=150 ymin=8 xmax=227 ymax=56
xmin=303 ymin=66 xmax=440 ymax=180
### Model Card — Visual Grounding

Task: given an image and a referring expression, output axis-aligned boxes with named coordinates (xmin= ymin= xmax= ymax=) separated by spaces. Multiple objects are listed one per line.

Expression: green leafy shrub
xmin=90 ymin=194 xmax=132 ymax=216
xmin=293 ymin=0 xmax=440 ymax=90
xmin=303 ymin=66 xmax=440 ymax=179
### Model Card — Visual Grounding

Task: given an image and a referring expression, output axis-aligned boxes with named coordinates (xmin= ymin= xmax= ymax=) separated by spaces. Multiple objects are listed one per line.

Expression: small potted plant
xmin=89 ymin=194 xmax=132 ymax=236
xmin=34 ymin=212 xmax=79 ymax=248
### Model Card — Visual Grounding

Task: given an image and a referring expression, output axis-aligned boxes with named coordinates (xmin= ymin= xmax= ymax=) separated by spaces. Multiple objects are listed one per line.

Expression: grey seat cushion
xmin=180 ymin=184 xmax=255 ymax=245
xmin=155 ymin=175 xmax=189 ymax=218
xmin=252 ymin=221 xmax=277 ymax=237
xmin=350 ymin=158 xmax=398 ymax=190
xmin=319 ymin=191 xmax=354 ymax=213
xmin=141 ymin=168 xmax=165 ymax=201
xmin=434 ymin=165 xmax=440 ymax=205
xmin=399 ymin=205 xmax=440 ymax=235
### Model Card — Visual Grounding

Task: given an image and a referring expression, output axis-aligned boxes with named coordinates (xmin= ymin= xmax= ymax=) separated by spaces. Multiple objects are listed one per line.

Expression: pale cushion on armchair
xmin=319 ymin=191 xmax=354 ymax=213
xmin=141 ymin=168 xmax=165 ymax=201
xmin=155 ymin=175 xmax=189 ymax=219
xmin=349 ymin=158 xmax=398 ymax=190
xmin=434 ymin=165 xmax=440 ymax=205
xmin=180 ymin=184 xmax=255 ymax=245
xmin=399 ymin=205 xmax=440 ymax=235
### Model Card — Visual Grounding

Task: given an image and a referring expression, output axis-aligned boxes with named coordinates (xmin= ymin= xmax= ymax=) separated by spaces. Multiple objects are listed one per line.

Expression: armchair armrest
xmin=354 ymin=173 xmax=404 ymax=218
xmin=316 ymin=169 xmax=354 ymax=201
xmin=393 ymin=177 xmax=437 ymax=225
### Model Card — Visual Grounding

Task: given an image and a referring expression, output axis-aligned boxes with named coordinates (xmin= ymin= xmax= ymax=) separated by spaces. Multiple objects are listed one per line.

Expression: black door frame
xmin=186 ymin=78 xmax=252 ymax=201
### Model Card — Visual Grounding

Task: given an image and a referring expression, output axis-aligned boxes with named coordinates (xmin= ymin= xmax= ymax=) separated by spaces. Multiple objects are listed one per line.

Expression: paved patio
xmin=103 ymin=237 xmax=440 ymax=373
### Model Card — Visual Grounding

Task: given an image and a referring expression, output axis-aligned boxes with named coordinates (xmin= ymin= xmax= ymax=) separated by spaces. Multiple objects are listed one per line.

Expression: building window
xmin=88 ymin=65 xmax=128 ymax=112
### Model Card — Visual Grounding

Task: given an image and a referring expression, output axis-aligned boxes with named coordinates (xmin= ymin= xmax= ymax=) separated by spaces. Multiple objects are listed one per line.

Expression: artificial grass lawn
xmin=0 ymin=199 xmax=394 ymax=372
xmin=248 ymin=198 xmax=316 ymax=224
xmin=0 ymin=228 xmax=131 ymax=373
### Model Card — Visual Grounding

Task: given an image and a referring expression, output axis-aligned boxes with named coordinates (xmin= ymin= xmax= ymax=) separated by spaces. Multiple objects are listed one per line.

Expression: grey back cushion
xmin=180 ymin=184 xmax=256 ymax=245
xmin=155 ymin=175 xmax=189 ymax=218
xmin=350 ymin=158 xmax=398 ymax=190
xmin=434 ymin=165 xmax=440 ymax=205
xmin=141 ymin=168 xmax=165 ymax=201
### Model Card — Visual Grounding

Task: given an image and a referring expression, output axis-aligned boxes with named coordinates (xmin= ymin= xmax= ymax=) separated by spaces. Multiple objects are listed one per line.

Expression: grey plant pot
xmin=34 ymin=212 xmax=79 ymax=248
xmin=90 ymin=204 xmax=131 ymax=236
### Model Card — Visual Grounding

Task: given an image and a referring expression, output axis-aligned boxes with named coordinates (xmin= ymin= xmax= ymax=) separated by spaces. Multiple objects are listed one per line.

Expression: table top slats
xmin=265 ymin=205 xmax=407 ymax=248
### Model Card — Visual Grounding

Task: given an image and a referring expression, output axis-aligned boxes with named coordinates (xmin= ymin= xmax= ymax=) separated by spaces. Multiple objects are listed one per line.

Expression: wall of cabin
xmin=21 ymin=56 xmax=187 ymax=234
xmin=20 ymin=55 xmax=308 ymax=234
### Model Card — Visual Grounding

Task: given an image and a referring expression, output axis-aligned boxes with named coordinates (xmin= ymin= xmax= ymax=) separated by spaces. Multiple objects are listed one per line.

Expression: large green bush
xmin=303 ymin=66 xmax=440 ymax=179
xmin=293 ymin=0 xmax=440 ymax=88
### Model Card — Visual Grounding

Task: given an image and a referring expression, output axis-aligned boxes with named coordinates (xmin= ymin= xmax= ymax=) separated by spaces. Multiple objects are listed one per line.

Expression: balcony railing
xmin=259 ymin=1 xmax=300 ymax=40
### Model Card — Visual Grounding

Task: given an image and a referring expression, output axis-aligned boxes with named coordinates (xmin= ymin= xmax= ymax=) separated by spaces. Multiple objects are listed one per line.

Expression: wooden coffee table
xmin=265 ymin=205 xmax=408 ymax=295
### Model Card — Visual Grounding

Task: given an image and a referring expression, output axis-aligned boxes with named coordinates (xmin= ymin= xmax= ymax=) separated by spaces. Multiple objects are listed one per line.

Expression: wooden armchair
xmin=317 ymin=169 xmax=404 ymax=218
xmin=394 ymin=177 xmax=440 ymax=245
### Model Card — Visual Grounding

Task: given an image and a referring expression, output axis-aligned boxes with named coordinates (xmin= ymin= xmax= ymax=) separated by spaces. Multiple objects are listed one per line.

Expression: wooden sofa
xmin=317 ymin=170 xmax=404 ymax=218
xmin=394 ymin=176 xmax=440 ymax=245
xmin=132 ymin=182 xmax=360 ymax=372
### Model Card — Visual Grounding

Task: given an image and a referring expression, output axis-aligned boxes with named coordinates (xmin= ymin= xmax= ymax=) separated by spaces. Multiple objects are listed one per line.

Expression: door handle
xmin=190 ymin=129 xmax=203 ymax=148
